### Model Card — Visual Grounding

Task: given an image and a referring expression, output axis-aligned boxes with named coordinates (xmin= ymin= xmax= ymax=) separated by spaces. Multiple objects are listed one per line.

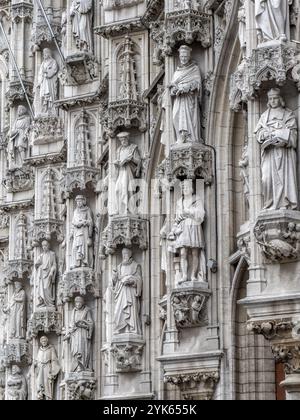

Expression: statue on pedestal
xmin=7 ymin=105 xmax=31 ymax=169
xmin=35 ymin=240 xmax=57 ymax=309
xmin=35 ymin=336 xmax=60 ymax=400
xmin=35 ymin=48 xmax=59 ymax=115
xmin=70 ymin=0 xmax=93 ymax=52
xmin=255 ymin=0 xmax=291 ymax=43
xmin=4 ymin=281 xmax=26 ymax=339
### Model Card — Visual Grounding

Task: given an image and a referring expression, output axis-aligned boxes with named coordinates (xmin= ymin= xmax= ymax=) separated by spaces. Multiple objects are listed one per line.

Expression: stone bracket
xmin=64 ymin=372 xmax=96 ymax=400
xmin=111 ymin=335 xmax=145 ymax=373
xmin=28 ymin=310 xmax=62 ymax=338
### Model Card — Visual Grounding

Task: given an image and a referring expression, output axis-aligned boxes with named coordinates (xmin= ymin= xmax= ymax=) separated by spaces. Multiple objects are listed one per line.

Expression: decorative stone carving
xmin=255 ymin=88 xmax=298 ymax=211
xmin=102 ymin=216 xmax=148 ymax=254
xmin=65 ymin=372 xmax=96 ymax=400
xmin=247 ymin=318 xmax=295 ymax=340
xmin=7 ymin=365 xmax=27 ymax=400
xmin=3 ymin=340 xmax=31 ymax=366
xmin=114 ymin=132 xmax=142 ymax=215
xmin=59 ymin=268 xmax=99 ymax=302
xmin=4 ymin=167 xmax=34 ymax=193
xmin=112 ymin=248 xmax=142 ymax=336
xmin=34 ymin=48 xmax=59 ymax=117
xmin=239 ymin=142 xmax=250 ymax=207
xmin=164 ymin=369 xmax=219 ymax=400
xmin=158 ymin=143 xmax=213 ymax=184
xmin=237 ymin=228 xmax=251 ymax=263
xmin=238 ymin=0 xmax=246 ymax=56
xmin=6 ymin=80 xmax=33 ymax=108
xmin=64 ymin=296 xmax=94 ymax=372
xmin=70 ymin=196 xmax=94 ymax=270
xmin=94 ymin=19 xmax=144 ymax=39
xmin=70 ymin=0 xmax=93 ymax=53
xmin=32 ymin=8 xmax=62 ymax=48
xmin=254 ymin=210 xmax=300 ymax=263
xmin=32 ymin=115 xmax=64 ymax=145
xmin=5 ymin=260 xmax=32 ymax=282
xmin=111 ymin=339 xmax=144 ymax=373
xmin=108 ymin=99 xmax=147 ymax=134
xmin=103 ymin=0 xmax=143 ymax=10
xmin=28 ymin=311 xmax=62 ymax=338
xmin=255 ymin=0 xmax=291 ymax=44
xmin=3 ymin=281 xmax=26 ymax=339
xmin=272 ymin=343 xmax=300 ymax=374
xmin=171 ymin=285 xmax=210 ymax=329
xmin=35 ymin=240 xmax=57 ymax=310
xmin=7 ymin=105 xmax=31 ymax=170
xmin=35 ymin=336 xmax=60 ymax=400
xmin=59 ymin=53 xmax=98 ymax=86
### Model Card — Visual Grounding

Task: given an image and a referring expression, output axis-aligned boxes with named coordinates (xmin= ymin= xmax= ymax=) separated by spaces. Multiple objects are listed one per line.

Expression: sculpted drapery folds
xmin=35 ymin=48 xmax=59 ymax=115
xmin=170 ymin=45 xmax=202 ymax=144
xmin=7 ymin=365 xmax=27 ymax=401
xmin=114 ymin=132 xmax=142 ymax=215
xmin=36 ymin=336 xmax=60 ymax=401
xmin=255 ymin=0 xmax=291 ymax=42
xmin=35 ymin=240 xmax=57 ymax=309
xmin=65 ymin=296 xmax=94 ymax=372
xmin=255 ymin=89 xmax=298 ymax=211
xmin=7 ymin=105 xmax=31 ymax=169
xmin=4 ymin=282 xmax=26 ymax=339
xmin=70 ymin=196 xmax=94 ymax=269
xmin=70 ymin=0 xmax=93 ymax=52
xmin=112 ymin=248 xmax=142 ymax=336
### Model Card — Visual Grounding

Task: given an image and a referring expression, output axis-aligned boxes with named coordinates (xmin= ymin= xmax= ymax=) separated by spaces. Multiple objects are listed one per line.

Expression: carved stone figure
xmin=255 ymin=88 xmax=298 ymax=210
xmin=7 ymin=106 xmax=31 ymax=169
xmin=112 ymin=248 xmax=142 ymax=336
xmin=169 ymin=45 xmax=202 ymax=144
xmin=35 ymin=48 xmax=59 ymax=115
xmin=114 ymin=132 xmax=141 ymax=215
xmin=239 ymin=143 xmax=250 ymax=206
xmin=70 ymin=196 xmax=94 ymax=269
xmin=7 ymin=365 xmax=27 ymax=400
xmin=35 ymin=336 xmax=60 ymax=400
xmin=119 ymin=36 xmax=138 ymax=101
xmin=238 ymin=0 xmax=246 ymax=56
xmin=70 ymin=0 xmax=93 ymax=52
xmin=172 ymin=296 xmax=189 ymax=325
xmin=35 ymin=240 xmax=57 ymax=309
xmin=168 ymin=181 xmax=206 ymax=283
xmin=65 ymin=296 xmax=93 ymax=372
xmin=255 ymin=0 xmax=291 ymax=43
xmin=4 ymin=281 xmax=26 ymax=339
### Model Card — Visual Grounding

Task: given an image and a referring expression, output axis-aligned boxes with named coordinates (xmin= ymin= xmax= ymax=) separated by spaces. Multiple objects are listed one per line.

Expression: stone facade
xmin=0 ymin=0 xmax=300 ymax=401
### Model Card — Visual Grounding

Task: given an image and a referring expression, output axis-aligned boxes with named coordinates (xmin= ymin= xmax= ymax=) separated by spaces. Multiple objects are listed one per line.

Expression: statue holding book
xmin=255 ymin=88 xmax=298 ymax=210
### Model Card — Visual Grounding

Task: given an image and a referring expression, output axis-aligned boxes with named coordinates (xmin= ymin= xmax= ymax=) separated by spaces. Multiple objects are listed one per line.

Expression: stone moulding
xmin=108 ymin=99 xmax=147 ymax=134
xmin=59 ymin=268 xmax=100 ymax=303
xmin=5 ymin=259 xmax=32 ymax=281
xmin=3 ymin=339 xmax=31 ymax=366
xmin=158 ymin=142 xmax=213 ymax=183
xmin=32 ymin=115 xmax=64 ymax=145
xmin=32 ymin=219 xmax=64 ymax=244
xmin=28 ymin=310 xmax=62 ymax=338
xmin=64 ymin=372 xmax=96 ymax=400
xmin=62 ymin=167 xmax=100 ymax=196
xmin=254 ymin=210 xmax=300 ymax=263
xmin=111 ymin=335 xmax=145 ymax=373
xmin=103 ymin=0 xmax=144 ymax=11
xmin=94 ymin=18 xmax=145 ymax=39
xmin=171 ymin=284 xmax=211 ymax=329
xmin=102 ymin=216 xmax=148 ymax=254
xmin=247 ymin=318 xmax=295 ymax=340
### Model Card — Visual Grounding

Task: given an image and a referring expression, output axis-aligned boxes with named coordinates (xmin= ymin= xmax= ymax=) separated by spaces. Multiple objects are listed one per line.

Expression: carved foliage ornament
xmin=247 ymin=319 xmax=295 ymax=340
xmin=272 ymin=344 xmax=300 ymax=374
xmin=171 ymin=289 xmax=209 ymax=329
xmin=111 ymin=342 xmax=144 ymax=373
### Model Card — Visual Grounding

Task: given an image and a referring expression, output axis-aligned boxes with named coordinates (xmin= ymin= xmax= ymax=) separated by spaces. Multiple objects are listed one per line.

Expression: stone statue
xmin=114 ymin=132 xmax=142 ymax=215
xmin=70 ymin=195 xmax=94 ymax=269
xmin=169 ymin=45 xmax=202 ymax=144
xmin=255 ymin=88 xmax=298 ymax=210
xmin=7 ymin=105 xmax=31 ymax=169
xmin=35 ymin=48 xmax=59 ymax=115
xmin=3 ymin=281 xmax=26 ymax=339
xmin=238 ymin=0 xmax=246 ymax=56
xmin=168 ymin=181 xmax=206 ymax=283
xmin=112 ymin=248 xmax=142 ymax=336
xmin=7 ymin=365 xmax=27 ymax=400
xmin=239 ymin=144 xmax=250 ymax=206
xmin=255 ymin=0 xmax=291 ymax=43
xmin=35 ymin=240 xmax=57 ymax=309
xmin=70 ymin=0 xmax=93 ymax=52
xmin=65 ymin=296 xmax=94 ymax=372
xmin=35 ymin=336 xmax=60 ymax=400
xmin=191 ymin=295 xmax=203 ymax=324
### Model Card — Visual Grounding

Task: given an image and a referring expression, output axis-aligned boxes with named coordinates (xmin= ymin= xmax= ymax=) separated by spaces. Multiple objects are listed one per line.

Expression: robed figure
xmin=8 ymin=105 xmax=31 ymax=169
xmin=170 ymin=45 xmax=202 ymax=144
xmin=70 ymin=196 xmax=94 ymax=269
xmin=36 ymin=241 xmax=57 ymax=309
xmin=35 ymin=48 xmax=58 ymax=115
xmin=5 ymin=282 xmax=26 ymax=339
xmin=255 ymin=0 xmax=291 ymax=42
xmin=7 ymin=365 xmax=27 ymax=400
xmin=112 ymin=248 xmax=142 ymax=336
xmin=36 ymin=336 xmax=60 ymax=400
xmin=70 ymin=0 xmax=93 ymax=52
xmin=255 ymin=88 xmax=298 ymax=210
xmin=66 ymin=296 xmax=94 ymax=372
xmin=114 ymin=132 xmax=141 ymax=215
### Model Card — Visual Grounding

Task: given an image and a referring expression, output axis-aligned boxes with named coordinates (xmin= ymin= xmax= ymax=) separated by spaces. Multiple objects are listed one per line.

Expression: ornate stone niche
xmin=102 ymin=216 xmax=148 ymax=255
xmin=111 ymin=336 xmax=145 ymax=373
xmin=171 ymin=284 xmax=210 ymax=329
xmin=59 ymin=53 xmax=99 ymax=86
xmin=4 ymin=167 xmax=34 ymax=193
xmin=59 ymin=268 xmax=99 ymax=303
xmin=164 ymin=369 xmax=220 ymax=400
xmin=32 ymin=6 xmax=61 ymax=48
xmin=5 ymin=80 xmax=33 ymax=108
xmin=11 ymin=1 xmax=33 ymax=23
xmin=64 ymin=372 xmax=96 ymax=401
xmin=158 ymin=143 xmax=213 ymax=184
xmin=254 ymin=210 xmax=300 ymax=263
xmin=32 ymin=115 xmax=64 ymax=145
xmin=28 ymin=310 xmax=62 ymax=338
xmin=3 ymin=339 xmax=31 ymax=367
